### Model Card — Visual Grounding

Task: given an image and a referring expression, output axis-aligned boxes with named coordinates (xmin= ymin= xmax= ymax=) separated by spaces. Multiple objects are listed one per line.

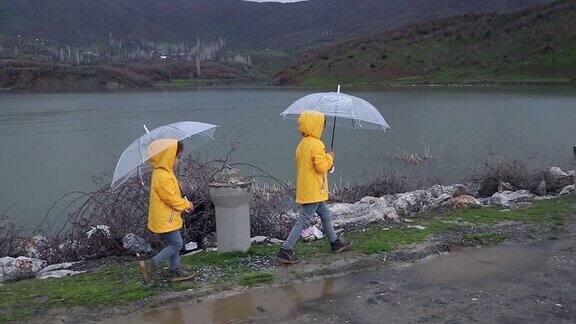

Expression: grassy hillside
xmin=275 ymin=0 xmax=576 ymax=86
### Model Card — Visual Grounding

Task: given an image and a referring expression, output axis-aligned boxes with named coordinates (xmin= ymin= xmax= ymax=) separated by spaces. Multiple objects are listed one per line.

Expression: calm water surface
xmin=1 ymin=86 xmax=575 ymax=227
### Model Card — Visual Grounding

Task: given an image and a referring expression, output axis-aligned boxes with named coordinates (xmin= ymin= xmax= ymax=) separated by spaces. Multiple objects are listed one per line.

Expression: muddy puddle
xmin=100 ymin=242 xmax=554 ymax=323
xmin=100 ymin=277 xmax=350 ymax=324
xmin=405 ymin=242 xmax=553 ymax=288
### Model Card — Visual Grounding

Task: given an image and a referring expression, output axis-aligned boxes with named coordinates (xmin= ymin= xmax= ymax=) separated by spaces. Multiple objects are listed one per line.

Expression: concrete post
xmin=209 ymin=169 xmax=253 ymax=253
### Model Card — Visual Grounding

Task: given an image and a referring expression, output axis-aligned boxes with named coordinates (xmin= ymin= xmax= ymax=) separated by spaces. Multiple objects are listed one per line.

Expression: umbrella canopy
xmin=111 ymin=121 xmax=218 ymax=190
xmin=280 ymin=86 xmax=389 ymax=149
xmin=280 ymin=88 xmax=389 ymax=131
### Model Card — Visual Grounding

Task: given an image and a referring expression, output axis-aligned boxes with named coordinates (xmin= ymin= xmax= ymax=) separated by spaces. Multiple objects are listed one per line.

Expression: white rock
xmin=0 ymin=257 xmax=14 ymax=268
xmin=331 ymin=203 xmax=388 ymax=227
xmin=559 ymin=185 xmax=574 ymax=196
xmin=87 ymin=225 xmax=110 ymax=239
xmin=39 ymin=262 xmax=76 ymax=272
xmin=330 ymin=203 xmax=355 ymax=215
xmin=428 ymin=185 xmax=456 ymax=198
xmin=37 ymin=269 xmax=85 ymax=280
xmin=534 ymin=195 xmax=556 ymax=201
xmin=250 ymin=236 xmax=268 ymax=244
xmin=432 ymin=194 xmax=452 ymax=207
xmin=359 ymin=196 xmax=380 ymax=204
xmin=549 ymin=167 xmax=568 ymax=179
xmin=407 ymin=225 xmax=427 ymax=230
xmin=250 ymin=236 xmax=285 ymax=245
xmin=478 ymin=197 xmax=492 ymax=206
xmin=428 ymin=184 xmax=470 ymax=198
xmin=490 ymin=190 xmax=534 ymax=207
xmin=383 ymin=207 xmax=400 ymax=223
xmin=122 ymin=233 xmax=152 ymax=254
xmin=0 ymin=256 xmax=47 ymax=283
xmin=390 ymin=190 xmax=436 ymax=216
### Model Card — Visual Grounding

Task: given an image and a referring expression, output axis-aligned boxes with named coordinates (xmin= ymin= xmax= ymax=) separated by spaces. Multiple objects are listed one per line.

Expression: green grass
xmin=0 ymin=265 xmax=154 ymax=321
xmin=1 ymin=196 xmax=574 ymax=322
xmin=463 ymin=233 xmax=507 ymax=246
xmin=237 ymin=272 xmax=274 ymax=287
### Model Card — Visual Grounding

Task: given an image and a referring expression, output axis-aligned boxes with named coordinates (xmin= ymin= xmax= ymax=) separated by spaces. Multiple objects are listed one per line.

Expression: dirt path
xmin=97 ymin=216 xmax=576 ymax=324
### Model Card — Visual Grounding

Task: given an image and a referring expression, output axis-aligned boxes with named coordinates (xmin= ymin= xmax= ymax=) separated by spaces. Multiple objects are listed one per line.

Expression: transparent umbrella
xmin=111 ymin=121 xmax=218 ymax=190
xmin=280 ymin=85 xmax=389 ymax=149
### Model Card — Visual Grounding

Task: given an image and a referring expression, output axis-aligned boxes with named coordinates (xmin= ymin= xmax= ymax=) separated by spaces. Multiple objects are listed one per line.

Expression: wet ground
xmin=100 ymin=231 xmax=576 ymax=323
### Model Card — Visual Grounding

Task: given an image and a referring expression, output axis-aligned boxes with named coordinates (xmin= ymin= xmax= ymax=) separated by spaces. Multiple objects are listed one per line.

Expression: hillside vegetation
xmin=275 ymin=0 xmax=576 ymax=86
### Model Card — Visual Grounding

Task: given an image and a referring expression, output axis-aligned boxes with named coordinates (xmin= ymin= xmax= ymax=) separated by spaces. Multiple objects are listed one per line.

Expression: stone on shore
xmin=489 ymin=190 xmax=535 ymax=207
xmin=534 ymin=180 xmax=547 ymax=196
xmin=122 ymin=233 xmax=152 ymax=254
xmin=0 ymin=256 xmax=47 ymax=283
xmin=445 ymin=195 xmax=480 ymax=209
xmin=36 ymin=262 xmax=84 ymax=280
xmin=250 ymin=236 xmax=284 ymax=245
xmin=559 ymin=185 xmax=575 ymax=196
xmin=86 ymin=225 xmax=110 ymax=239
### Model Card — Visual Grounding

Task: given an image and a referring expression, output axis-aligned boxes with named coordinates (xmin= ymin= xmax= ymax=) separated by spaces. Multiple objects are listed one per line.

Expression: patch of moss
xmin=237 ymin=272 xmax=274 ymax=287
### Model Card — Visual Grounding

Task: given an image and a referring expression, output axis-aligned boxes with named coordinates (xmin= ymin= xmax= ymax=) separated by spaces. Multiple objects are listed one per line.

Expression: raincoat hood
xmin=148 ymin=139 xmax=178 ymax=171
xmin=298 ymin=110 xmax=325 ymax=139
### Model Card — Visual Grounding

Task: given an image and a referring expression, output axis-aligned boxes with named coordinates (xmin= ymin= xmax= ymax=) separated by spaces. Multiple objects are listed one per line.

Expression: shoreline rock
xmin=122 ymin=233 xmax=152 ymax=254
xmin=2 ymin=166 xmax=574 ymax=285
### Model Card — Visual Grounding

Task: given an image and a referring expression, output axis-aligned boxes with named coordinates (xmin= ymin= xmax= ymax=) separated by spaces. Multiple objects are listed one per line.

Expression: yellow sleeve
xmin=156 ymin=172 xmax=192 ymax=211
xmin=312 ymin=142 xmax=333 ymax=174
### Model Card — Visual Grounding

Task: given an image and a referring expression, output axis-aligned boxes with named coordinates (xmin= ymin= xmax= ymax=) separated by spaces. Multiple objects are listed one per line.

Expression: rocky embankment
xmin=1 ymin=166 xmax=574 ymax=285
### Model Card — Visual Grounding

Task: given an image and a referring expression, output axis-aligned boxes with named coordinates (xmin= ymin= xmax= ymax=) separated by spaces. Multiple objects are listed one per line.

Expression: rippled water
xmin=1 ymin=86 xmax=575 ymax=227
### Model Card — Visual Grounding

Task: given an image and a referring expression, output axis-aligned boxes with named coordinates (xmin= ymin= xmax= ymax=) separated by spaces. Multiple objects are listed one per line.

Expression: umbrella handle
xmin=330 ymin=85 xmax=341 ymax=169
xmin=330 ymin=116 xmax=336 ymax=150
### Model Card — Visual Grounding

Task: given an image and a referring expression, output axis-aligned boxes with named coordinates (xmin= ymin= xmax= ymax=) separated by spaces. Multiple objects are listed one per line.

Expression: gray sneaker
xmin=168 ymin=267 xmax=195 ymax=282
xmin=138 ymin=259 xmax=158 ymax=284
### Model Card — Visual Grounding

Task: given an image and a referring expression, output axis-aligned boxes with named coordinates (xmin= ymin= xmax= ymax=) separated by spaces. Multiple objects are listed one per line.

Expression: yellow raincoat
xmin=295 ymin=111 xmax=334 ymax=204
xmin=147 ymin=139 xmax=191 ymax=234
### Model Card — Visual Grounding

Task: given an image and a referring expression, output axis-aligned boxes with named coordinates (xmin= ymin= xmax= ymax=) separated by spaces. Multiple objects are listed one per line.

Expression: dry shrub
xmin=331 ymin=171 xmax=412 ymax=203
xmin=249 ymin=184 xmax=295 ymax=239
xmin=470 ymin=153 xmax=557 ymax=197
xmin=0 ymin=205 xmax=25 ymax=257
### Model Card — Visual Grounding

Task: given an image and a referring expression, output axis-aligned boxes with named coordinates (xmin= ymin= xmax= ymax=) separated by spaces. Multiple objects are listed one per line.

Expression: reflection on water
xmin=406 ymin=242 xmax=552 ymax=287
xmin=103 ymin=278 xmax=343 ymax=324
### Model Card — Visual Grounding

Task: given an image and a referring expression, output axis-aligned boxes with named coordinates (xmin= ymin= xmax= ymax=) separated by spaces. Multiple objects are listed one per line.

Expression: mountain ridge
xmin=0 ymin=0 xmax=553 ymax=49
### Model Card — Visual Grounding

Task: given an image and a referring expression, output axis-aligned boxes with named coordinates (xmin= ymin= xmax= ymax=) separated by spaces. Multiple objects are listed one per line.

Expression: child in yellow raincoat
xmin=277 ymin=111 xmax=351 ymax=264
xmin=139 ymin=139 xmax=195 ymax=283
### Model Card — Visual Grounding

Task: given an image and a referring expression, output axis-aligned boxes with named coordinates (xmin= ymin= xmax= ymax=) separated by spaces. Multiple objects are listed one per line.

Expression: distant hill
xmin=274 ymin=0 xmax=576 ymax=85
xmin=0 ymin=0 xmax=553 ymax=49
xmin=0 ymin=59 xmax=264 ymax=91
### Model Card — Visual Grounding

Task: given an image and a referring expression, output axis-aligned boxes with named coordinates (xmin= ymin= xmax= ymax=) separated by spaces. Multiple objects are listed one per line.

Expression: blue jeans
xmin=282 ymin=202 xmax=338 ymax=250
xmin=152 ymin=229 xmax=183 ymax=270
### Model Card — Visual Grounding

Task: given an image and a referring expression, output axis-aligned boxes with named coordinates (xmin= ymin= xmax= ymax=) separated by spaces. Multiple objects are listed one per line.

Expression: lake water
xmin=1 ymin=86 xmax=576 ymax=228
